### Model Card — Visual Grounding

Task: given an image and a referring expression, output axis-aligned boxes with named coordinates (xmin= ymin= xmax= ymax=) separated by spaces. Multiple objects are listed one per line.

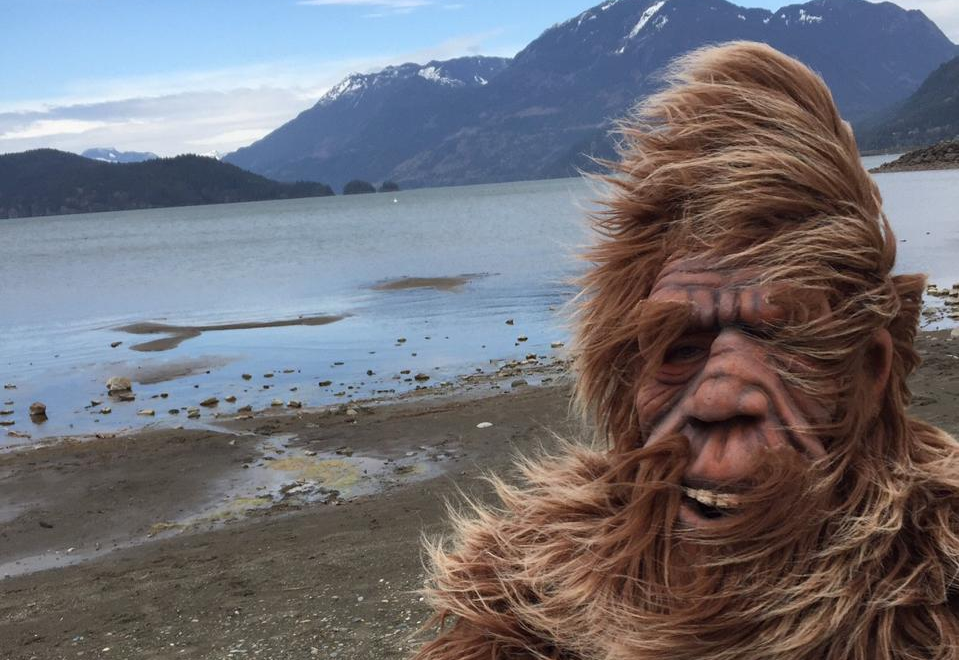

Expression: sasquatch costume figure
xmin=413 ymin=42 xmax=959 ymax=660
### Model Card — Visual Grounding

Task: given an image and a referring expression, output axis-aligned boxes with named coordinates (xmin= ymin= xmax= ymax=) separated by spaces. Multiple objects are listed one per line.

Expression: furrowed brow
xmin=633 ymin=299 xmax=695 ymax=353
xmin=647 ymin=283 xmax=788 ymax=333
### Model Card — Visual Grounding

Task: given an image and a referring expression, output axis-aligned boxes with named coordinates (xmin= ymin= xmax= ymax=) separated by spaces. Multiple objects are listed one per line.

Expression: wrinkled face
xmin=635 ymin=257 xmax=830 ymax=528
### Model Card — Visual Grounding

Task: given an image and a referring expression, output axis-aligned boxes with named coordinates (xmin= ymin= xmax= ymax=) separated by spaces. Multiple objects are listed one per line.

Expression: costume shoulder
xmin=413 ymin=447 xmax=617 ymax=660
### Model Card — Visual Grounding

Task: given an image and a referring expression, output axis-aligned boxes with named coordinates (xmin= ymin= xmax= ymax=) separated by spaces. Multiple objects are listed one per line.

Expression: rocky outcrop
xmin=871 ymin=140 xmax=959 ymax=173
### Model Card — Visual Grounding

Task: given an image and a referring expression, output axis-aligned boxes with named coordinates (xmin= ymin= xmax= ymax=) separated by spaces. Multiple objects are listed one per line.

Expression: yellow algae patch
xmin=269 ymin=457 xmax=362 ymax=490
xmin=148 ymin=521 xmax=184 ymax=537
xmin=198 ymin=496 xmax=274 ymax=523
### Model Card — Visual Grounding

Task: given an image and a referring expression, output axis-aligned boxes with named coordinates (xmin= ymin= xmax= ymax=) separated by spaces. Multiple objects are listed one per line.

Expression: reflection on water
xmin=1 ymin=169 xmax=956 ymax=441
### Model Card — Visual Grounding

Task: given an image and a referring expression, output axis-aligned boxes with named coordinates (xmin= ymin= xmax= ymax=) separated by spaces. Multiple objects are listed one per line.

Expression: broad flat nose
xmin=685 ymin=377 xmax=769 ymax=424
xmin=683 ymin=329 xmax=775 ymax=481
xmin=685 ymin=328 xmax=771 ymax=425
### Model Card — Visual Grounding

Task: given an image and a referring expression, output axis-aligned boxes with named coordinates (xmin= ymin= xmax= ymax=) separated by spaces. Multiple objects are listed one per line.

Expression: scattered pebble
xmin=551 ymin=341 xmax=565 ymax=348
xmin=137 ymin=409 xmax=156 ymax=417
xmin=414 ymin=373 xmax=430 ymax=382
xmin=318 ymin=380 xmax=332 ymax=387
xmin=242 ymin=374 xmax=253 ymax=380
xmin=200 ymin=397 xmax=219 ymax=407
xmin=476 ymin=422 xmax=493 ymax=429
xmin=511 ymin=379 xmax=528 ymax=388
xmin=110 ymin=341 xmax=122 ymax=348
xmin=225 ymin=395 xmax=237 ymax=403
xmin=517 ymin=336 xmax=528 ymax=342
xmin=505 ymin=319 xmax=514 ymax=325
xmin=288 ymin=400 xmax=303 ymax=409
xmin=271 ymin=399 xmax=283 ymax=407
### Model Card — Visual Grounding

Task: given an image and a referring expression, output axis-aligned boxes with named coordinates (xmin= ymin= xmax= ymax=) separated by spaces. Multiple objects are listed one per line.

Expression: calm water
xmin=2 ymin=164 xmax=956 ymax=442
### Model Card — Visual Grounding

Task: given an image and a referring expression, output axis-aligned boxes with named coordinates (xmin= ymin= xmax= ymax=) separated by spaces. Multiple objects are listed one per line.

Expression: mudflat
xmin=370 ymin=276 xmax=475 ymax=292
xmin=1 ymin=332 xmax=958 ymax=660
xmin=117 ymin=316 xmax=348 ymax=352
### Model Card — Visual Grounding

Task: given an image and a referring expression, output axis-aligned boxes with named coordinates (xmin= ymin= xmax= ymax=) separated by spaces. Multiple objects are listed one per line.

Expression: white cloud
xmin=0 ymin=30 xmax=513 ymax=159
xmin=0 ymin=119 xmax=112 ymax=140
xmin=186 ymin=127 xmax=275 ymax=147
xmin=298 ymin=0 xmax=431 ymax=7
xmin=868 ymin=0 xmax=959 ymax=40
xmin=298 ymin=0 xmax=457 ymax=18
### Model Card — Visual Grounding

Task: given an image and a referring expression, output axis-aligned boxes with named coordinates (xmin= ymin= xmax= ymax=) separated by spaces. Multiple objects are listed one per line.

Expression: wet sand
xmin=118 ymin=315 xmax=347 ymax=352
xmin=1 ymin=332 xmax=958 ymax=659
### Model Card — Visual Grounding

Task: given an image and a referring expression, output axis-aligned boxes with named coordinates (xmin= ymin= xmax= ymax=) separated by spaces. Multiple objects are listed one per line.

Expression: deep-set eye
xmin=663 ymin=343 xmax=708 ymax=364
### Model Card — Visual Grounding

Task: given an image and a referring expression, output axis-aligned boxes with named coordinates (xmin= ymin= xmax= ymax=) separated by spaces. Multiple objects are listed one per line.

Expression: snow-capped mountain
xmin=226 ymin=56 xmax=508 ymax=188
xmin=319 ymin=59 xmax=499 ymax=108
xmin=81 ymin=147 xmax=158 ymax=164
xmin=225 ymin=0 xmax=957 ymax=189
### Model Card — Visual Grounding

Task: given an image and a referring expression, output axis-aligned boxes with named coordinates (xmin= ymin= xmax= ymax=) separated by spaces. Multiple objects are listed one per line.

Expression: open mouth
xmin=681 ymin=486 xmax=743 ymax=520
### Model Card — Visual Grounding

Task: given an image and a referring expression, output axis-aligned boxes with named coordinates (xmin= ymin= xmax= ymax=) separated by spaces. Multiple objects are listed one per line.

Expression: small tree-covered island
xmin=343 ymin=180 xmax=401 ymax=195
xmin=0 ymin=150 xmax=336 ymax=219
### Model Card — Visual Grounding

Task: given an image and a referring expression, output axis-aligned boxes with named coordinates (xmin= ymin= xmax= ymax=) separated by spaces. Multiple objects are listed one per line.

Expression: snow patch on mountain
xmin=418 ymin=65 xmax=463 ymax=86
xmin=628 ymin=1 xmax=667 ymax=39
xmin=797 ymin=9 xmax=823 ymax=23
xmin=321 ymin=76 xmax=368 ymax=105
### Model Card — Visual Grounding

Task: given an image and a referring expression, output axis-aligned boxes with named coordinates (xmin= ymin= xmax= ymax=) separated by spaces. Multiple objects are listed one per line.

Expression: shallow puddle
xmin=158 ymin=433 xmax=447 ymax=531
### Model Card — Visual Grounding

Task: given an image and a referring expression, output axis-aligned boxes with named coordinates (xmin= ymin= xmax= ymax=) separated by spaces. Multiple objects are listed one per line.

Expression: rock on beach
xmin=106 ymin=377 xmax=132 ymax=394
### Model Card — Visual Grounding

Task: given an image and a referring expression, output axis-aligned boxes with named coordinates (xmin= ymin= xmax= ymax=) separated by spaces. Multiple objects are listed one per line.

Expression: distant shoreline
xmin=871 ymin=162 xmax=959 ymax=174
xmin=870 ymin=140 xmax=959 ymax=174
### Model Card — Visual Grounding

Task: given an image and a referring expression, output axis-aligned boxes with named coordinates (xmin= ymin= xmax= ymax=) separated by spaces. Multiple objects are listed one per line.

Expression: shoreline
xmin=1 ymin=331 xmax=958 ymax=659
xmin=870 ymin=140 xmax=959 ymax=174
xmin=870 ymin=161 xmax=959 ymax=174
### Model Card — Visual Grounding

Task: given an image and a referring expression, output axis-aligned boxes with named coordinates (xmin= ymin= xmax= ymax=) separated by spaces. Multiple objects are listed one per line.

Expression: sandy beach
xmin=0 ymin=331 xmax=957 ymax=659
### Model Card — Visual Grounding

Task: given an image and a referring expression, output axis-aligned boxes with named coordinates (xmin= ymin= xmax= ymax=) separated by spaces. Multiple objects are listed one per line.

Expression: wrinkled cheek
xmin=634 ymin=381 xmax=682 ymax=431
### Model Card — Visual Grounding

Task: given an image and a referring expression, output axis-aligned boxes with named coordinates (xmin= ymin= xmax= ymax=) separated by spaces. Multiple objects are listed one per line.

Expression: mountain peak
xmin=318 ymin=56 xmax=509 ymax=107
xmin=226 ymin=0 xmax=957 ymax=190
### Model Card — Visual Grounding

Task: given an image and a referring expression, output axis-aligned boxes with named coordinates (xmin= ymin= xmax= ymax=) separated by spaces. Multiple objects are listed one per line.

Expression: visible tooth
xmin=683 ymin=487 xmax=742 ymax=509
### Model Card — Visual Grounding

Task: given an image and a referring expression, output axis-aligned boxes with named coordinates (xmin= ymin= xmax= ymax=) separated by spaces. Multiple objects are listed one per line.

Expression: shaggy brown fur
xmin=414 ymin=42 xmax=959 ymax=659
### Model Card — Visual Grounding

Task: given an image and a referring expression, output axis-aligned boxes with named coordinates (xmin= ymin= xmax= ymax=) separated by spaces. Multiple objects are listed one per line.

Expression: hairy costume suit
xmin=413 ymin=42 xmax=959 ymax=659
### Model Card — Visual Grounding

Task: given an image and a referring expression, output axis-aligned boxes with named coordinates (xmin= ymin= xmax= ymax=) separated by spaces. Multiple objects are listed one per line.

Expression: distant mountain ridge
xmin=81 ymin=147 xmax=158 ymax=163
xmin=225 ymin=0 xmax=957 ymax=189
xmin=227 ymin=56 xmax=509 ymax=187
xmin=857 ymin=54 xmax=959 ymax=151
xmin=0 ymin=150 xmax=334 ymax=219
